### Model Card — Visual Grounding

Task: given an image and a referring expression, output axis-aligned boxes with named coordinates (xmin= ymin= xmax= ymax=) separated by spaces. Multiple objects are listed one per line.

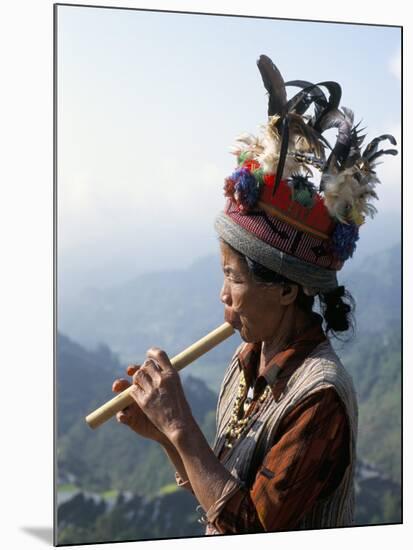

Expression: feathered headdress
xmin=223 ymin=55 xmax=398 ymax=265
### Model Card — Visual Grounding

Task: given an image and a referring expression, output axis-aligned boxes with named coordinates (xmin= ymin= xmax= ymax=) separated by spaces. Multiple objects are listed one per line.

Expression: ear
xmin=279 ymin=283 xmax=299 ymax=306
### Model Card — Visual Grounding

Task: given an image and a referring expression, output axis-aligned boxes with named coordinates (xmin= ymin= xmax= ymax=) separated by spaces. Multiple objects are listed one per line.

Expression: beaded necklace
xmin=224 ymin=369 xmax=271 ymax=448
xmin=223 ymin=318 xmax=322 ymax=449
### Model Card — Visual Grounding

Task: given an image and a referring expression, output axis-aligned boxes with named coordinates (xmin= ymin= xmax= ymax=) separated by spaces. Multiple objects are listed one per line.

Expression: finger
xmin=126 ymin=364 xmax=140 ymax=376
xmin=129 ymin=383 xmax=144 ymax=404
xmin=132 ymin=365 xmax=153 ymax=389
xmin=112 ymin=378 xmax=131 ymax=393
xmin=116 ymin=411 xmax=130 ymax=424
xmin=117 ymin=402 xmax=137 ymax=420
xmin=146 ymin=347 xmax=173 ymax=371
xmin=142 ymin=358 xmax=162 ymax=379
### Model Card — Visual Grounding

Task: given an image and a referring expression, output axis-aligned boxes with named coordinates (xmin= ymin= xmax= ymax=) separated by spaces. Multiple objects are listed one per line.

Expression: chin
xmin=239 ymin=326 xmax=260 ymax=343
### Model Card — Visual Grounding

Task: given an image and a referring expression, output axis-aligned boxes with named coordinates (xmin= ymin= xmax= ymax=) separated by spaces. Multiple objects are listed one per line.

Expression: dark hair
xmin=221 ymin=239 xmax=355 ymax=339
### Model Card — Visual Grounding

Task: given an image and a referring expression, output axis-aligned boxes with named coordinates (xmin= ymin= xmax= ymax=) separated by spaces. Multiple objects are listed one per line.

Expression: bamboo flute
xmin=85 ymin=322 xmax=235 ymax=429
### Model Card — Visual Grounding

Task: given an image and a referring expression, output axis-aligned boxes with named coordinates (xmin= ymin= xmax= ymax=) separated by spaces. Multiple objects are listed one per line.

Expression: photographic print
xmin=54 ymin=4 xmax=401 ymax=545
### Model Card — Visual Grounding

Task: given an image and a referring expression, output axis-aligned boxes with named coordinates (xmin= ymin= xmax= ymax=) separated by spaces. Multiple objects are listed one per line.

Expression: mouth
xmin=224 ymin=310 xmax=242 ymax=331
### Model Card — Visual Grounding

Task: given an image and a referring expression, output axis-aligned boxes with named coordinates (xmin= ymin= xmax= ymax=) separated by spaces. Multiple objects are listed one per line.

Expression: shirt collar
xmin=237 ymin=313 xmax=326 ymax=397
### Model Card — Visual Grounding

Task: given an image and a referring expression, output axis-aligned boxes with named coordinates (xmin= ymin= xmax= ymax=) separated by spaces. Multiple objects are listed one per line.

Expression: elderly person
xmin=112 ymin=56 xmax=397 ymax=535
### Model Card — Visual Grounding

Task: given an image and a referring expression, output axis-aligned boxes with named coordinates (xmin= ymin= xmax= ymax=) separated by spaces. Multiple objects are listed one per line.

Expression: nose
xmin=220 ymin=280 xmax=231 ymax=306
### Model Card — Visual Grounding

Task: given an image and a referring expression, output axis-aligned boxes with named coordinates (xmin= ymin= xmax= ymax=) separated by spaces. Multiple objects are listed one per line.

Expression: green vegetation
xmin=58 ymin=483 xmax=77 ymax=492
xmin=57 ymin=490 xmax=203 ymax=544
xmin=158 ymin=483 xmax=180 ymax=496
xmin=101 ymin=489 xmax=119 ymax=499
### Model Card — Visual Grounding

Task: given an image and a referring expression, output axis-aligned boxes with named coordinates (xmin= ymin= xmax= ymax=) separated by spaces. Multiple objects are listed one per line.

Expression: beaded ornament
xmin=224 ymin=370 xmax=271 ymax=448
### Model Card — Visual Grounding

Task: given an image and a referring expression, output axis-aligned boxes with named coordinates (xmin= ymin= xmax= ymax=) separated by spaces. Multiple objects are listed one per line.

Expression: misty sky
xmin=57 ymin=6 xmax=401 ymax=297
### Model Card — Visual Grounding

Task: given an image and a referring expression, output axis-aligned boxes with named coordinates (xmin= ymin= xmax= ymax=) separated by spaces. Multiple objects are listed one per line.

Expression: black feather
xmin=362 ymin=134 xmax=397 ymax=161
xmin=368 ymin=149 xmax=398 ymax=163
xmin=257 ymin=55 xmax=287 ymax=119
xmin=273 ymin=117 xmax=290 ymax=196
xmin=316 ymin=108 xmax=345 ymax=133
xmin=283 ymin=80 xmax=342 ymax=136
xmin=314 ymin=81 xmax=342 ymax=109
xmin=311 ymin=82 xmax=342 ymax=133
xmin=285 ymin=80 xmax=327 ymax=117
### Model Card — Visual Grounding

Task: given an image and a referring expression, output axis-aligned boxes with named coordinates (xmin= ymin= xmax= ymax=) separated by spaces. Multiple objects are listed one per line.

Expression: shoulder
xmin=284 ymin=339 xmax=358 ymax=432
xmin=294 ymin=338 xmax=356 ymax=392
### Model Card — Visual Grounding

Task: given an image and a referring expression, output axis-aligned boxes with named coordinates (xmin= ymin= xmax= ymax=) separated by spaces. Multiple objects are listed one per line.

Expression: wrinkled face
xmin=219 ymin=241 xmax=286 ymax=343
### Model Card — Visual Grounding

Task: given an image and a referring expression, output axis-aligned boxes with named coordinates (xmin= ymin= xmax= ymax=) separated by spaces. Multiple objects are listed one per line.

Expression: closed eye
xmin=223 ymin=267 xmax=244 ymax=283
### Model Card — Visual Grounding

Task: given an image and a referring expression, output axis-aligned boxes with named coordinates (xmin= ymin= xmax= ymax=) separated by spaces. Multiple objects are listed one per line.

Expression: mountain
xmin=57 ymin=332 xmax=218 ymax=495
xmin=343 ymin=326 xmax=401 ymax=483
xmin=58 ymin=244 xmax=401 ymax=390
xmin=57 ymin=455 xmax=401 ymax=545
xmin=339 ymin=242 xmax=401 ymax=333
xmin=56 ymin=329 xmax=401 ymax=539
xmin=58 ymin=253 xmax=238 ymax=381
xmin=56 ymin=242 xmax=402 ymax=542
xmin=57 ymin=334 xmax=123 ymax=435
xmin=57 ymin=489 xmax=203 ymax=544
xmin=57 ymin=243 xmax=402 ymax=482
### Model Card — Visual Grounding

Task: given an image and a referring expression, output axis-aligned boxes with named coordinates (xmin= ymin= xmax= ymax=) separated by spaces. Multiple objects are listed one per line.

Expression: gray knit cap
xmin=214 ymin=211 xmax=338 ymax=294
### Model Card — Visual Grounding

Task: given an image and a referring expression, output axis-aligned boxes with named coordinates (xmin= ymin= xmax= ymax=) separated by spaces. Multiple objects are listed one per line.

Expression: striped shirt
xmin=176 ymin=316 xmax=350 ymax=533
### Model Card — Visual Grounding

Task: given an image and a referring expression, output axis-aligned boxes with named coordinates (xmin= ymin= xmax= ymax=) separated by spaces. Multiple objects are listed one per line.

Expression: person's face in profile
xmin=219 ymin=240 xmax=290 ymax=344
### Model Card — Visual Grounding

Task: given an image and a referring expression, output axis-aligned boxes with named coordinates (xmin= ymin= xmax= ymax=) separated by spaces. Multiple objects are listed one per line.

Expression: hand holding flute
xmin=112 ymin=368 xmax=167 ymax=444
xmin=85 ymin=322 xmax=235 ymax=431
xmin=125 ymin=347 xmax=198 ymax=444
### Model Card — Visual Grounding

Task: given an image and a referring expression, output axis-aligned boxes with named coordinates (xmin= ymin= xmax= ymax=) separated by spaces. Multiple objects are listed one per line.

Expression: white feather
xmin=256 ymin=128 xmax=280 ymax=173
xmin=323 ymin=167 xmax=379 ymax=223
